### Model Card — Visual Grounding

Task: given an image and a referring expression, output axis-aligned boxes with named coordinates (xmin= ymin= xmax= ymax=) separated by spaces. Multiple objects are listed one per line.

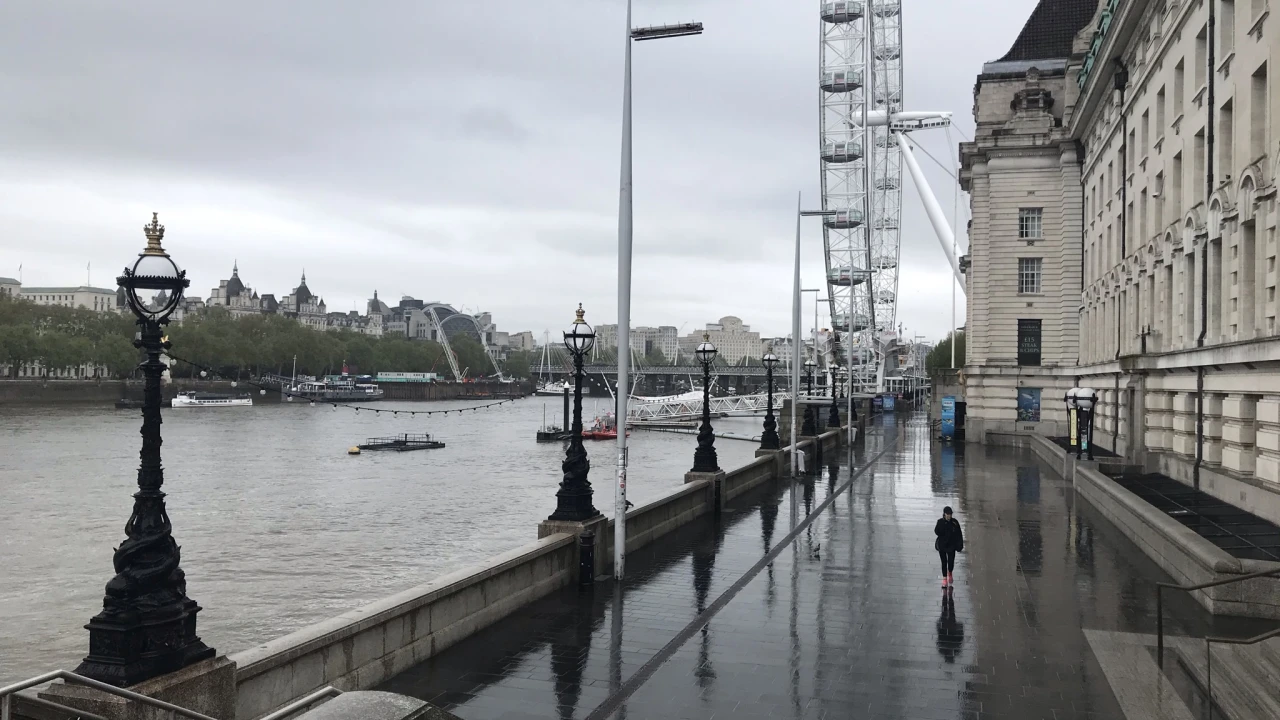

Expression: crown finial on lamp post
xmin=142 ymin=212 xmax=167 ymax=256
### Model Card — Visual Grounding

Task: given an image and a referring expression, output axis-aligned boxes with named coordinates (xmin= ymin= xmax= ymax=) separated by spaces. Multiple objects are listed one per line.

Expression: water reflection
xmin=760 ymin=497 xmax=778 ymax=613
xmin=550 ymin=604 xmax=592 ymax=720
xmin=936 ymin=588 xmax=965 ymax=663
xmin=1016 ymin=466 xmax=1043 ymax=576
xmin=691 ymin=534 xmax=717 ymax=693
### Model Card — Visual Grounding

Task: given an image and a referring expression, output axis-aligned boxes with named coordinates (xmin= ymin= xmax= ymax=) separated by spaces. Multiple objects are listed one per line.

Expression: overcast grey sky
xmin=0 ymin=1 xmax=1036 ymax=341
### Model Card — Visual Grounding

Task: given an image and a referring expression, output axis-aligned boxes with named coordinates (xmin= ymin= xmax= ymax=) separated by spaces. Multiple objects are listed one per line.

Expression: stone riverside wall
xmin=999 ymin=431 xmax=1280 ymax=619
xmin=0 ymin=379 xmax=529 ymax=405
xmin=231 ymin=427 xmax=846 ymax=720
xmin=0 ymin=379 xmax=241 ymax=405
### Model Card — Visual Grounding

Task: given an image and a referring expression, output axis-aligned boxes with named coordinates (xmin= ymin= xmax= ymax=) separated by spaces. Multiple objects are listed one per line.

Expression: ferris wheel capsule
xmin=821 ymin=69 xmax=864 ymax=93
xmin=823 ymin=209 xmax=864 ymax=229
xmin=821 ymin=1 xmax=865 ymax=23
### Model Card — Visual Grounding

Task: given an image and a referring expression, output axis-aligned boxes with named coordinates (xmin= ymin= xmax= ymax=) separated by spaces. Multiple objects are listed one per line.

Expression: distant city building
xmin=19 ymin=284 xmax=118 ymax=313
xmin=280 ymin=272 xmax=328 ymax=330
xmin=0 ymin=277 xmax=19 ymax=297
xmin=683 ymin=316 xmax=761 ymax=365
xmin=595 ymin=324 xmax=679 ymax=358
xmin=207 ymin=263 xmax=266 ymax=318
xmin=509 ymin=331 xmax=537 ymax=352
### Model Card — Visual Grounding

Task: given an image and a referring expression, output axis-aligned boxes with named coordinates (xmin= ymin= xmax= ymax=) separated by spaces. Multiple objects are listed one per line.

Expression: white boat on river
xmin=171 ymin=391 xmax=254 ymax=408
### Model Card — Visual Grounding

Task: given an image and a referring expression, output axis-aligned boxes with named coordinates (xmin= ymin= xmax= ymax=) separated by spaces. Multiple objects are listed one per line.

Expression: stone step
xmin=1259 ymin=636 xmax=1280 ymax=671
xmin=1174 ymin=637 xmax=1280 ymax=720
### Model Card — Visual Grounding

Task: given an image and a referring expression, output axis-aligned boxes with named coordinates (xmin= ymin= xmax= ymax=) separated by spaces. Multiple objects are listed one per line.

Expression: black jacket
xmin=934 ymin=517 xmax=964 ymax=553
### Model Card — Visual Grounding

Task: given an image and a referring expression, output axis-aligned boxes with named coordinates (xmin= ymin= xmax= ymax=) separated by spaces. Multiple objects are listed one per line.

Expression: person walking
xmin=934 ymin=506 xmax=963 ymax=587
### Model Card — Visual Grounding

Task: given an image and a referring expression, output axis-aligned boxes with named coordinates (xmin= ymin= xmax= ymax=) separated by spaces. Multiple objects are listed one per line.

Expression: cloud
xmin=0 ymin=0 xmax=1042 ymax=340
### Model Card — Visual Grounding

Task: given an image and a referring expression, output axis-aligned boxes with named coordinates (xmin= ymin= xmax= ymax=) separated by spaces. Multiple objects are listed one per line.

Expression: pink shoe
xmin=941 ymin=575 xmax=949 ymax=587
xmin=948 ymin=572 xmax=955 ymax=586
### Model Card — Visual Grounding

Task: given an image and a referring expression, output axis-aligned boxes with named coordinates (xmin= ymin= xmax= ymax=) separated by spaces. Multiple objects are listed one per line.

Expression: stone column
xmin=1222 ymin=394 xmax=1259 ymax=475
xmin=1172 ymin=391 xmax=1198 ymax=458
xmin=1144 ymin=390 xmax=1173 ymax=453
xmin=1203 ymin=393 xmax=1225 ymax=466
xmin=1256 ymin=395 xmax=1280 ymax=486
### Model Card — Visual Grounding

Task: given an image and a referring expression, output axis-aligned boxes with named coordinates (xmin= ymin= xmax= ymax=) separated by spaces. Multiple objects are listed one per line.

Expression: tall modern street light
xmin=549 ymin=305 xmax=601 ymax=522
xmin=691 ymin=333 xmax=720 ymax=473
xmin=802 ymin=359 xmax=818 ymax=436
xmin=759 ymin=349 xmax=780 ymax=450
xmin=615 ymin=2 xmax=703 ymax=582
xmin=78 ymin=213 xmax=214 ymax=686
xmin=791 ymin=203 xmax=836 ymax=484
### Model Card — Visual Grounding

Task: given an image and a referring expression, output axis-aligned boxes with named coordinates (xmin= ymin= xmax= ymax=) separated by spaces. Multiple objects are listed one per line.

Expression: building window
xmin=1018 ymin=208 xmax=1043 ymax=239
xmin=1017 ymin=319 xmax=1042 ymax=366
xmin=1018 ymin=258 xmax=1043 ymax=294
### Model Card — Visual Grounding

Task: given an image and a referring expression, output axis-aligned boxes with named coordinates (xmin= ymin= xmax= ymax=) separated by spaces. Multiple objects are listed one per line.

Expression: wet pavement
xmin=380 ymin=414 xmax=1252 ymax=719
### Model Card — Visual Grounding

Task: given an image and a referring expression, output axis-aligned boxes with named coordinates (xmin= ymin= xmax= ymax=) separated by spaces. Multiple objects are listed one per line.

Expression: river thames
xmin=0 ymin=396 xmax=766 ymax=683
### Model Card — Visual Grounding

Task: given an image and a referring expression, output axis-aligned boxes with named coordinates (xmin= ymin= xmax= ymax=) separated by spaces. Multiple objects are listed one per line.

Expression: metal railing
xmin=1203 ymin=626 xmax=1280 ymax=719
xmin=0 ymin=670 xmax=219 ymax=720
xmin=0 ymin=671 xmax=340 ymax=720
xmin=256 ymin=687 xmax=342 ymax=720
xmin=1156 ymin=566 xmax=1280 ymax=667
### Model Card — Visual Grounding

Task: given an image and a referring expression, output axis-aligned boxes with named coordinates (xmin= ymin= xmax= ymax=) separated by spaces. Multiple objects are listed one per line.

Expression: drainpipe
xmin=1113 ymin=62 xmax=1129 ymax=450
xmin=1195 ymin=0 xmax=1217 ymax=490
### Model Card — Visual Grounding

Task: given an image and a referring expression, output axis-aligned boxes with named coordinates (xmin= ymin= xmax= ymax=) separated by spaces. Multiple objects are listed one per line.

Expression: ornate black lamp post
xmin=828 ymin=366 xmax=842 ymax=429
xmin=549 ymin=305 xmax=601 ymax=521
xmin=801 ymin=359 xmax=817 ymax=436
xmin=691 ymin=333 xmax=720 ymax=473
xmin=78 ymin=213 xmax=214 ymax=687
xmin=759 ymin=349 xmax=780 ymax=450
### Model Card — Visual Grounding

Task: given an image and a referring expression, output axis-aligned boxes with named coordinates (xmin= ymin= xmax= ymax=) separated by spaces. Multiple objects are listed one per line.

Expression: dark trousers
xmin=939 ymin=550 xmax=956 ymax=575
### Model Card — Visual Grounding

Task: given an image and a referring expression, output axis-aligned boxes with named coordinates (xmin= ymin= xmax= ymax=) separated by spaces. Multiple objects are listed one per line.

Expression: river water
xmin=0 ymin=397 xmax=764 ymax=683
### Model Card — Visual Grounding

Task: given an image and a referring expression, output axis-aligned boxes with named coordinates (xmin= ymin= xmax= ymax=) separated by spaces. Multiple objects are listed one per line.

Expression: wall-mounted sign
xmin=1017 ymin=319 xmax=1042 ymax=366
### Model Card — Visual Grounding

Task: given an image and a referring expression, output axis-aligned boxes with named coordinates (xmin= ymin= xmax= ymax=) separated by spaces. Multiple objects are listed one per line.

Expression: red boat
xmin=581 ymin=412 xmax=629 ymax=440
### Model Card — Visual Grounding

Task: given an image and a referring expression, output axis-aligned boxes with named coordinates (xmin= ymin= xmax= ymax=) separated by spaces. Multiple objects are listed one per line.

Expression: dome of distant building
xmin=225 ymin=263 xmax=245 ymax=298
xmin=294 ymin=272 xmax=313 ymax=305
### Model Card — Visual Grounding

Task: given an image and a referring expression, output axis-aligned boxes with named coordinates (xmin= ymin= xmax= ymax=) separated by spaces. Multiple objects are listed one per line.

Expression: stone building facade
xmin=967 ymin=0 xmax=1280 ymax=523
xmin=17 ymin=285 xmax=119 ymax=313
xmin=959 ymin=0 xmax=1095 ymax=438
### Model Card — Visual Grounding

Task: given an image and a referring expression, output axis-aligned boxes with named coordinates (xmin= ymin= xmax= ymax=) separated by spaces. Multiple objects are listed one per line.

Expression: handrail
xmin=0 ymin=670 xmax=219 ymax=720
xmin=0 ymin=670 xmax=341 ymax=720
xmin=1203 ymin=626 xmax=1280 ymax=718
xmin=256 ymin=687 xmax=342 ymax=720
xmin=1156 ymin=566 xmax=1280 ymax=667
xmin=5 ymin=693 xmax=110 ymax=720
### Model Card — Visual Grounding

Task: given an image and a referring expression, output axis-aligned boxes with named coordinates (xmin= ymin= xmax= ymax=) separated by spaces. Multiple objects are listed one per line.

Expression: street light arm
xmin=631 ymin=22 xmax=703 ymax=40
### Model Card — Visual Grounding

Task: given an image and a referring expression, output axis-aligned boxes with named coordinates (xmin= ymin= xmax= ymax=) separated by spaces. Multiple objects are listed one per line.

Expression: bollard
xmin=578 ymin=531 xmax=595 ymax=588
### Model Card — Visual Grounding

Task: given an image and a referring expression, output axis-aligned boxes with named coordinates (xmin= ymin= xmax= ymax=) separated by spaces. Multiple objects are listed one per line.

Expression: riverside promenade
xmin=376 ymin=413 xmax=1251 ymax=720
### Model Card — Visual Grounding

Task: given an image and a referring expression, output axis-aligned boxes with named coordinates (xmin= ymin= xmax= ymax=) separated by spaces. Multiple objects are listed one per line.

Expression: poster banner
xmin=1016 ymin=388 xmax=1041 ymax=422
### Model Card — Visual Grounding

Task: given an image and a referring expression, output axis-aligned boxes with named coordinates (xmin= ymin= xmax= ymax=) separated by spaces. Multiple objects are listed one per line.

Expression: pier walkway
xmin=379 ymin=414 xmax=1249 ymax=719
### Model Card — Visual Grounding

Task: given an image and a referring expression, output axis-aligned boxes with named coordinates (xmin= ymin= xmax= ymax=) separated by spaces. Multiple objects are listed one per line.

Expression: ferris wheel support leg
xmin=895 ymin=132 xmax=966 ymax=290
